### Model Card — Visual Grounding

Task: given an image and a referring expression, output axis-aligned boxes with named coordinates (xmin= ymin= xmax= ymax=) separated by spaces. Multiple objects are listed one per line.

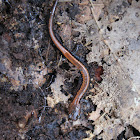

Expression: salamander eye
xmin=69 ymin=103 xmax=81 ymax=120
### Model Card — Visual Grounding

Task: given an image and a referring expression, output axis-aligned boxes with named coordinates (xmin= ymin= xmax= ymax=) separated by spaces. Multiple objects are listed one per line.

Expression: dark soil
xmin=0 ymin=0 xmax=99 ymax=139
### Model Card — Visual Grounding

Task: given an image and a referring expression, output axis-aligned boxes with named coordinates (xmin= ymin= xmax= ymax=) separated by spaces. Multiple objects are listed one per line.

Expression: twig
xmin=128 ymin=136 xmax=140 ymax=140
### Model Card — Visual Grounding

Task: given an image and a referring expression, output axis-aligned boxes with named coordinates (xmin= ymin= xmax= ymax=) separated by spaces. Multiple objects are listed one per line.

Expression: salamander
xmin=49 ymin=0 xmax=90 ymax=120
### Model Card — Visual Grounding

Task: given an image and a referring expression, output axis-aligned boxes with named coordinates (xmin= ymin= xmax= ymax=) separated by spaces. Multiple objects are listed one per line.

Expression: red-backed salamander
xmin=49 ymin=0 xmax=90 ymax=120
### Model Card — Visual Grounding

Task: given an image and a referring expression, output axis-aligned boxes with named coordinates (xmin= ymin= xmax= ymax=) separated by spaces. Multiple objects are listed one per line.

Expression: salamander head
xmin=68 ymin=103 xmax=80 ymax=121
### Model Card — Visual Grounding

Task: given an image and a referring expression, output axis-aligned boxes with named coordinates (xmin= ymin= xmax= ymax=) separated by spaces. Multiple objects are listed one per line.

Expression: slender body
xmin=49 ymin=0 xmax=90 ymax=120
